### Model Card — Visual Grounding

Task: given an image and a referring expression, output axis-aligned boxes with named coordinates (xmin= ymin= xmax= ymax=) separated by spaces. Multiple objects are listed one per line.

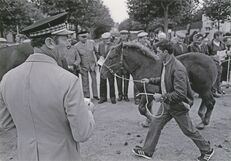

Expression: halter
xmin=101 ymin=43 xmax=164 ymax=119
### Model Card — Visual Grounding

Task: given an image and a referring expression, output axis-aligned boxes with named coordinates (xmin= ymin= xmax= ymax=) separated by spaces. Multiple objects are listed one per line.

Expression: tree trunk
xmin=163 ymin=6 xmax=169 ymax=35
xmin=75 ymin=23 xmax=79 ymax=35
xmin=217 ymin=20 xmax=220 ymax=31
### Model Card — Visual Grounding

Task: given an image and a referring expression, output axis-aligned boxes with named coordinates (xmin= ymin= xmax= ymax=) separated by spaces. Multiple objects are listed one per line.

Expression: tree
xmin=0 ymin=0 xmax=43 ymax=36
xmin=118 ymin=18 xmax=144 ymax=31
xmin=203 ymin=0 xmax=231 ymax=31
xmin=32 ymin=0 xmax=114 ymax=38
xmin=127 ymin=0 xmax=200 ymax=33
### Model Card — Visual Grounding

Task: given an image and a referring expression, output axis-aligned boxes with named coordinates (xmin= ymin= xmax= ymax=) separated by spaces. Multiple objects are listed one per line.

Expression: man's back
xmin=0 ymin=53 xmax=94 ymax=161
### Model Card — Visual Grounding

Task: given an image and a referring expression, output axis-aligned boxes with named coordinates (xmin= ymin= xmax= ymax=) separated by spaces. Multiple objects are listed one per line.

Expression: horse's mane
xmin=123 ymin=42 xmax=159 ymax=61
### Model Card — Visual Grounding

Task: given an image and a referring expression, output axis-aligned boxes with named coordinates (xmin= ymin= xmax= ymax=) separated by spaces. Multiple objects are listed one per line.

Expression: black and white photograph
xmin=0 ymin=0 xmax=231 ymax=161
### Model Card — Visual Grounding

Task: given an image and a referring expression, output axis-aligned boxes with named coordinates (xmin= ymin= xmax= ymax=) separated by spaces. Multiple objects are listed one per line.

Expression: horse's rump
xmin=177 ymin=52 xmax=217 ymax=94
xmin=0 ymin=43 xmax=33 ymax=80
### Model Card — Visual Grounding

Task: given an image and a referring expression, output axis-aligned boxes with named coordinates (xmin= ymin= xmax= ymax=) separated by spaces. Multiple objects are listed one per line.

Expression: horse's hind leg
xmin=198 ymin=100 xmax=206 ymax=121
xmin=202 ymin=92 xmax=216 ymax=126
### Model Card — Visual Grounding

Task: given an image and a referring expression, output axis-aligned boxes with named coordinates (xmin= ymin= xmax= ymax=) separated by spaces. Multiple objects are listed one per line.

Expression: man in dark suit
xmin=116 ymin=30 xmax=130 ymax=102
xmin=97 ymin=32 xmax=116 ymax=104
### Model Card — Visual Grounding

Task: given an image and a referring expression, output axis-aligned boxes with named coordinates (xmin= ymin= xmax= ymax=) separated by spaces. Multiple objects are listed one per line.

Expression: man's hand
xmin=84 ymin=98 xmax=95 ymax=113
xmin=141 ymin=78 xmax=150 ymax=84
xmin=153 ymin=93 xmax=163 ymax=102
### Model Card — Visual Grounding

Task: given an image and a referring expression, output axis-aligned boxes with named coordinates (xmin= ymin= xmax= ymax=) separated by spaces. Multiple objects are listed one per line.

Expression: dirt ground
xmin=1 ymin=87 xmax=231 ymax=161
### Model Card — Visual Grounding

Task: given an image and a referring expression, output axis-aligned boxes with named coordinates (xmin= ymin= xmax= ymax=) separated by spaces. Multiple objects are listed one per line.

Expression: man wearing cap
xmin=75 ymin=30 xmax=99 ymax=100
xmin=188 ymin=33 xmax=204 ymax=53
xmin=173 ymin=32 xmax=188 ymax=56
xmin=116 ymin=30 xmax=130 ymax=102
xmin=97 ymin=32 xmax=116 ymax=104
xmin=0 ymin=13 xmax=95 ymax=161
xmin=137 ymin=32 xmax=152 ymax=49
xmin=63 ymin=35 xmax=81 ymax=77
xmin=207 ymin=31 xmax=226 ymax=98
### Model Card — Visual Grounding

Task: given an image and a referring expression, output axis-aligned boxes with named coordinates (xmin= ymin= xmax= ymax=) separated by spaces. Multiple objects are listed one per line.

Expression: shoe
xmin=196 ymin=122 xmax=205 ymax=130
xmin=135 ymin=99 xmax=140 ymax=105
xmin=93 ymin=96 xmax=99 ymax=100
xmin=98 ymin=99 xmax=107 ymax=104
xmin=124 ymin=96 xmax=130 ymax=102
xmin=217 ymin=90 xmax=225 ymax=95
xmin=212 ymin=92 xmax=221 ymax=98
xmin=111 ymin=98 xmax=116 ymax=104
xmin=117 ymin=95 xmax=123 ymax=101
xmin=132 ymin=148 xmax=152 ymax=160
xmin=197 ymin=149 xmax=214 ymax=161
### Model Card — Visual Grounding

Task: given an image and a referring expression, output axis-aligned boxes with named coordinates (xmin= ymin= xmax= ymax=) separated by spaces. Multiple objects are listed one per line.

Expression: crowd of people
xmin=62 ymin=27 xmax=231 ymax=105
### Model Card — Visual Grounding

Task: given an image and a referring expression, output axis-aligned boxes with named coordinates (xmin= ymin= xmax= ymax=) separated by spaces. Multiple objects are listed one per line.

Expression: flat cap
xmin=101 ymin=32 xmax=111 ymax=39
xmin=78 ymin=29 xmax=89 ymax=36
xmin=176 ymin=32 xmax=186 ymax=38
xmin=22 ymin=12 xmax=73 ymax=38
xmin=137 ymin=32 xmax=148 ymax=38
xmin=120 ymin=30 xmax=129 ymax=34
xmin=158 ymin=32 xmax=167 ymax=39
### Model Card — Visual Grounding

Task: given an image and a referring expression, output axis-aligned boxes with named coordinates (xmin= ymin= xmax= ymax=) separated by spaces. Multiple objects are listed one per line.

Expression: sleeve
xmin=149 ymin=77 xmax=161 ymax=85
xmin=0 ymin=79 xmax=15 ymax=130
xmin=162 ymin=70 xmax=187 ymax=105
xmin=73 ymin=47 xmax=81 ymax=67
xmin=64 ymin=78 xmax=95 ymax=142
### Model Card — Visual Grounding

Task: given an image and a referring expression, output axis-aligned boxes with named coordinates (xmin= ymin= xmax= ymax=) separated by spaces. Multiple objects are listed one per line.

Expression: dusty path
xmin=1 ymin=92 xmax=231 ymax=161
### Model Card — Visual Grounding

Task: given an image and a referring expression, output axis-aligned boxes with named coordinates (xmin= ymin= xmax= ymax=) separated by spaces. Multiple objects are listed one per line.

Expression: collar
xmin=26 ymin=53 xmax=57 ymax=65
xmin=163 ymin=54 xmax=173 ymax=66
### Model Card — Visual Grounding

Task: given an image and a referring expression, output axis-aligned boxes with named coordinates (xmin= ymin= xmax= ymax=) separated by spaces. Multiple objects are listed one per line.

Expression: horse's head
xmin=100 ymin=43 xmax=124 ymax=79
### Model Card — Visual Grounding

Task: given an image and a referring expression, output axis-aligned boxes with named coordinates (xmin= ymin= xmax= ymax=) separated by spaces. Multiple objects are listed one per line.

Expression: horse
xmin=100 ymin=42 xmax=217 ymax=128
xmin=0 ymin=43 xmax=33 ymax=80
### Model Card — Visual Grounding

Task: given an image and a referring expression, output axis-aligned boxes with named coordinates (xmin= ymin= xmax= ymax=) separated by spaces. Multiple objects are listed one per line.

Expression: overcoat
xmin=0 ymin=53 xmax=95 ymax=161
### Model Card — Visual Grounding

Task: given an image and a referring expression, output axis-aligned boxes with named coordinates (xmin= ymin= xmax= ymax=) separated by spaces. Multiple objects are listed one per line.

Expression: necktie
xmin=161 ymin=64 xmax=167 ymax=95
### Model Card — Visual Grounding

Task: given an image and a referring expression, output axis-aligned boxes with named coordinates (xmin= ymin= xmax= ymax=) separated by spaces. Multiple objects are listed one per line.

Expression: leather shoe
xmin=124 ymin=96 xmax=130 ymax=102
xmin=98 ymin=99 xmax=107 ymax=104
xmin=213 ymin=92 xmax=221 ymax=98
xmin=111 ymin=98 xmax=116 ymax=104
xmin=117 ymin=95 xmax=123 ymax=101
xmin=93 ymin=96 xmax=99 ymax=100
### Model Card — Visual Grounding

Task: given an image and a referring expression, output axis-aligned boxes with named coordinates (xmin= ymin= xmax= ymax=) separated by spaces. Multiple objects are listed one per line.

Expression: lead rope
xmin=103 ymin=64 xmax=164 ymax=119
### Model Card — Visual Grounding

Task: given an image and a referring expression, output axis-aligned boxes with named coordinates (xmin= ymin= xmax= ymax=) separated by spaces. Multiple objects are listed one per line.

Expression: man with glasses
xmin=75 ymin=30 xmax=99 ymax=100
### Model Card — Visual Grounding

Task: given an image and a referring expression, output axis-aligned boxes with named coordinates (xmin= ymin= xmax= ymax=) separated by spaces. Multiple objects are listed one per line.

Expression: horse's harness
xmin=101 ymin=43 xmax=164 ymax=119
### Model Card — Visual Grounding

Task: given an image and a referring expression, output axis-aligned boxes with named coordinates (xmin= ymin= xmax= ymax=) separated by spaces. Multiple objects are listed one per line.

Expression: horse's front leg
xmin=138 ymin=95 xmax=154 ymax=127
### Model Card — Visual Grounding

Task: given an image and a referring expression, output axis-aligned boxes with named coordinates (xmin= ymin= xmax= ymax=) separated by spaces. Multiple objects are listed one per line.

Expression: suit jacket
xmin=97 ymin=41 xmax=113 ymax=59
xmin=0 ymin=53 xmax=95 ymax=161
xmin=75 ymin=40 xmax=98 ymax=71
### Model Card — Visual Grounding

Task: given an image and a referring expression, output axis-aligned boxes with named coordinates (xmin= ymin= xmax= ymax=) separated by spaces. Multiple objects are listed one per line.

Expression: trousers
xmin=81 ymin=69 xmax=98 ymax=98
xmin=143 ymin=104 xmax=211 ymax=156
xmin=99 ymin=72 xmax=115 ymax=99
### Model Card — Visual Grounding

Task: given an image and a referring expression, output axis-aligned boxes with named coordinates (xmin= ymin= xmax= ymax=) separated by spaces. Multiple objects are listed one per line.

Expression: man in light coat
xmin=75 ymin=30 xmax=99 ymax=100
xmin=0 ymin=12 xmax=95 ymax=161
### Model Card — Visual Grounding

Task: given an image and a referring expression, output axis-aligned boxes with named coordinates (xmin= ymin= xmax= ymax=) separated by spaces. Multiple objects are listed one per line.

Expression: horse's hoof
xmin=196 ymin=122 xmax=205 ymax=130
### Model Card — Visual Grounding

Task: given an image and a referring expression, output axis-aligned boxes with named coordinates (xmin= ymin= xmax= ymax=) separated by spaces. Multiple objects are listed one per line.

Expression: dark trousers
xmin=143 ymin=104 xmax=211 ymax=156
xmin=212 ymin=62 xmax=223 ymax=93
xmin=116 ymin=70 xmax=130 ymax=97
xmin=100 ymin=73 xmax=115 ymax=99
xmin=134 ymin=84 xmax=141 ymax=100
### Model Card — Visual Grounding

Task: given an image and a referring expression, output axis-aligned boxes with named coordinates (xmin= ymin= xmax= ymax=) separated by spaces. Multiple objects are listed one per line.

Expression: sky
xmin=102 ymin=0 xmax=129 ymax=23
